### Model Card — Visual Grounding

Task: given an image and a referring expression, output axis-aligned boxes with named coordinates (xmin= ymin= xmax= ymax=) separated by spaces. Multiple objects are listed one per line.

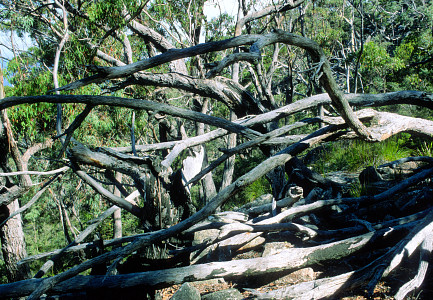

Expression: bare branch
xmin=0 ymin=174 xmax=61 ymax=228
xmin=0 ymin=166 xmax=69 ymax=177
xmin=34 ymin=205 xmax=120 ymax=278
xmin=0 ymin=94 xmax=262 ymax=139
xmin=55 ymin=104 xmax=94 ymax=157
xmin=69 ymin=159 xmax=143 ymax=218
xmin=122 ymin=72 xmax=265 ymax=116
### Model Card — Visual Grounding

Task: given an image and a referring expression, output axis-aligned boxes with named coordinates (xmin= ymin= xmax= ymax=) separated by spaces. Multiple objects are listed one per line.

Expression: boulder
xmin=359 ymin=166 xmax=383 ymax=185
xmin=201 ymin=288 xmax=243 ymax=300
xmin=170 ymin=282 xmax=201 ymax=300
xmin=262 ymin=241 xmax=293 ymax=257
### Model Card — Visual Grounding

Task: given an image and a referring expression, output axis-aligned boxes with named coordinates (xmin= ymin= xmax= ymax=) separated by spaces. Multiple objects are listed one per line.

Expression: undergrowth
xmin=417 ymin=141 xmax=433 ymax=157
xmin=310 ymin=134 xmax=413 ymax=174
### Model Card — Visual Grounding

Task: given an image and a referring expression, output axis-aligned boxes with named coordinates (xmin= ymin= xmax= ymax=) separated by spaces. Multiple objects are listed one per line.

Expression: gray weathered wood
xmin=0 ymin=228 xmax=399 ymax=298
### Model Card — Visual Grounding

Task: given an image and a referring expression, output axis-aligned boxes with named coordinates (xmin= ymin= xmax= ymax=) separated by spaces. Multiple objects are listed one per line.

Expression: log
xmin=190 ymin=167 xmax=433 ymax=264
xmin=0 ymin=227 xmax=405 ymax=298
xmin=237 ymin=186 xmax=303 ymax=216
xmin=250 ymin=209 xmax=433 ymax=299
xmin=394 ymin=233 xmax=433 ymax=300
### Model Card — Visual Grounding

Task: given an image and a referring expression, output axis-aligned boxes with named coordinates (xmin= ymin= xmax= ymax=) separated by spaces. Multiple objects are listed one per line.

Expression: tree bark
xmin=113 ymin=172 xmax=123 ymax=239
xmin=0 ymin=200 xmax=32 ymax=282
xmin=0 ymin=68 xmax=31 ymax=282
xmin=0 ymin=227 xmax=400 ymax=298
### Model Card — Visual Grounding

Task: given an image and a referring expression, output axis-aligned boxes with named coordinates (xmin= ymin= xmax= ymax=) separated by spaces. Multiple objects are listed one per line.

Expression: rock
xmin=170 ymin=282 xmax=201 ymax=300
xmin=359 ymin=166 xmax=383 ymax=185
xmin=189 ymin=278 xmax=226 ymax=289
xmin=262 ymin=241 xmax=292 ymax=257
xmin=278 ymin=267 xmax=316 ymax=284
xmin=379 ymin=161 xmax=424 ymax=179
xmin=193 ymin=229 xmax=220 ymax=246
xmin=238 ymin=236 xmax=266 ymax=252
xmin=201 ymin=288 xmax=243 ymax=300
xmin=189 ymin=278 xmax=230 ymax=294
xmin=325 ymin=171 xmax=358 ymax=185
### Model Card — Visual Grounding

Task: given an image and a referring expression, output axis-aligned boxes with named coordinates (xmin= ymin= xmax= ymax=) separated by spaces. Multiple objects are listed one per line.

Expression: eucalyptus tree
xmin=0 ymin=0 xmax=433 ymax=299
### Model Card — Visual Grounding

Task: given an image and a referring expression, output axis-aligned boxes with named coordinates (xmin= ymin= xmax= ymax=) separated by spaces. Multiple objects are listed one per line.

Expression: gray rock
xmin=359 ymin=166 xmax=383 ymax=185
xmin=170 ymin=282 xmax=201 ymax=300
xmin=193 ymin=229 xmax=220 ymax=246
xmin=276 ymin=267 xmax=316 ymax=284
xmin=262 ymin=241 xmax=292 ymax=257
xmin=201 ymin=288 xmax=243 ymax=300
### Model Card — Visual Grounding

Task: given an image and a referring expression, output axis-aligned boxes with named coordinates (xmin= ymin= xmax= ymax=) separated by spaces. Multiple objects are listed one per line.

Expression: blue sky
xmin=1 ymin=31 xmax=33 ymax=86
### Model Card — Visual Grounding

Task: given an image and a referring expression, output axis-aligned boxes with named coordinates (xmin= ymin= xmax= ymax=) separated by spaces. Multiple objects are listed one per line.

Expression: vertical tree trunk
xmin=0 ymin=201 xmax=32 ymax=282
xmin=220 ymin=2 xmax=243 ymax=191
xmin=201 ymin=148 xmax=217 ymax=202
xmin=113 ymin=209 xmax=122 ymax=239
xmin=196 ymin=99 xmax=217 ymax=203
xmin=220 ymin=115 xmax=237 ymax=190
xmin=0 ymin=67 xmax=31 ymax=282
xmin=113 ymin=172 xmax=123 ymax=239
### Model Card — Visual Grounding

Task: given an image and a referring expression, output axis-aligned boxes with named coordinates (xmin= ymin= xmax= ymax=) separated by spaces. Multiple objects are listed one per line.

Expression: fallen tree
xmin=1 ymin=1 xmax=433 ymax=299
xmin=1 ymin=99 xmax=432 ymax=298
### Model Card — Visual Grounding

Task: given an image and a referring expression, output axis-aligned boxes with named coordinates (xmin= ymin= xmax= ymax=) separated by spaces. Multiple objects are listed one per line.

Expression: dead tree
xmin=0 ymin=1 xmax=433 ymax=299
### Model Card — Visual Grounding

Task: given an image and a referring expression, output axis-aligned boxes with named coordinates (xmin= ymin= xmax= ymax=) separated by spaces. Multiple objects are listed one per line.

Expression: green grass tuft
xmin=311 ymin=135 xmax=413 ymax=174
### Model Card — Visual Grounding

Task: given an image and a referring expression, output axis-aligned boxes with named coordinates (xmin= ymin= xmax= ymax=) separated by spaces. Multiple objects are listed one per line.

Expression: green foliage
xmin=204 ymin=12 xmax=235 ymax=41
xmin=222 ymin=150 xmax=272 ymax=210
xmin=0 ymin=7 xmax=34 ymax=36
xmin=6 ymin=48 xmax=53 ymax=93
xmin=72 ymin=105 xmax=131 ymax=147
xmin=348 ymin=181 xmax=366 ymax=198
xmin=391 ymin=35 xmax=433 ymax=92
xmin=355 ymin=0 xmax=433 ymax=93
xmin=88 ymin=0 xmax=144 ymax=28
xmin=0 ymin=258 xmax=7 ymax=284
xmin=361 ymin=41 xmax=404 ymax=72
xmin=359 ymin=41 xmax=405 ymax=93
xmin=149 ymin=0 xmax=205 ymax=29
xmin=61 ymin=36 xmax=95 ymax=75
xmin=311 ymin=134 xmax=413 ymax=174
xmin=308 ymin=1 xmax=348 ymax=53
xmin=7 ymin=102 xmax=56 ymax=141
xmin=417 ymin=141 xmax=433 ymax=157
xmin=226 ymin=177 xmax=271 ymax=210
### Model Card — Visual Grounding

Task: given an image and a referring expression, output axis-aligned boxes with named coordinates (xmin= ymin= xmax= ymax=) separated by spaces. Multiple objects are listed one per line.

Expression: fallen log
xmin=250 ymin=208 xmax=433 ymax=299
xmin=0 ymin=226 xmax=410 ymax=298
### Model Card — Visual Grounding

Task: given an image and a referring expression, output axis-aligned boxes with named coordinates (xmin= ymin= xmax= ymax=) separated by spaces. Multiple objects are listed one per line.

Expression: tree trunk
xmin=196 ymin=99 xmax=217 ymax=203
xmin=0 ymin=200 xmax=32 ymax=282
xmin=220 ymin=111 xmax=237 ymax=190
xmin=113 ymin=173 xmax=123 ymax=239
xmin=0 ymin=68 xmax=31 ymax=282
xmin=0 ymin=227 xmax=396 ymax=298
